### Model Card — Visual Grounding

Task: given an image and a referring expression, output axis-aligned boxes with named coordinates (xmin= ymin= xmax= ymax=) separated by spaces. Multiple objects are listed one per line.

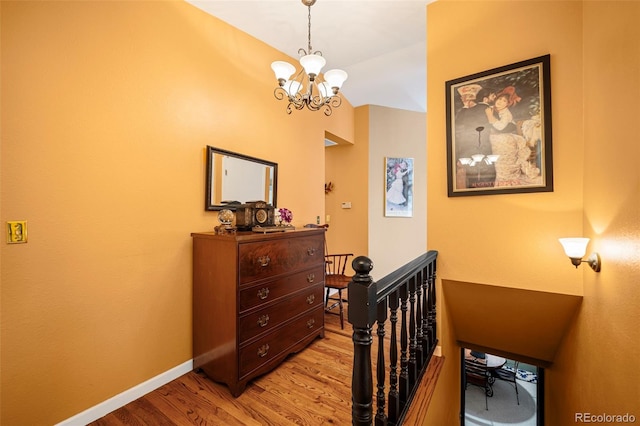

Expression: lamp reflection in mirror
xmin=559 ymin=238 xmax=601 ymax=272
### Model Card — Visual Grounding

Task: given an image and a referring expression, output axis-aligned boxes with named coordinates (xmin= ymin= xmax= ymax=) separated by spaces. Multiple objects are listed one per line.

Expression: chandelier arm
xmin=291 ymin=92 xmax=306 ymax=110
xmin=285 ymin=102 xmax=294 ymax=114
xmin=328 ymin=95 xmax=342 ymax=109
xmin=274 ymin=87 xmax=288 ymax=101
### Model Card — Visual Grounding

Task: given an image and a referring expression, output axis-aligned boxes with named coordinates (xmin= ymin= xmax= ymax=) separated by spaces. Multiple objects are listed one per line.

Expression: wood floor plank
xmin=403 ymin=355 xmax=446 ymax=424
xmin=89 ymin=310 xmax=442 ymax=425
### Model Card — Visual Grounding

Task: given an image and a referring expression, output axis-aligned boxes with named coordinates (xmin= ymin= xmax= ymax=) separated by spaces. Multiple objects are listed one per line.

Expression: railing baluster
xmin=414 ymin=271 xmax=424 ymax=370
xmin=399 ymin=282 xmax=409 ymax=406
xmin=408 ymin=277 xmax=417 ymax=387
xmin=387 ymin=291 xmax=400 ymax=423
xmin=420 ymin=266 xmax=429 ymax=358
xmin=375 ymin=300 xmax=388 ymax=426
xmin=427 ymin=261 xmax=437 ymax=353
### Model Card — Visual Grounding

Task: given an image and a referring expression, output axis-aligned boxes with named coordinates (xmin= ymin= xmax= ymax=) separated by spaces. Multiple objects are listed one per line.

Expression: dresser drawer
xmin=238 ymin=234 xmax=324 ymax=284
xmin=238 ymin=265 xmax=324 ymax=312
xmin=238 ymin=307 xmax=324 ymax=378
xmin=238 ymin=283 xmax=323 ymax=343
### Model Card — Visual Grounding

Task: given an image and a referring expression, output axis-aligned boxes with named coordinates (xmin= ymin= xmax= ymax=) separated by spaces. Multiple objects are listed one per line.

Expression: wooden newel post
xmin=348 ymin=256 xmax=376 ymax=426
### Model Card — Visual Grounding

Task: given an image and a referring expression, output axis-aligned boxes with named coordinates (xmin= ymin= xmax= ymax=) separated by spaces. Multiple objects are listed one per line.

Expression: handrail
xmin=348 ymin=251 xmax=439 ymax=425
xmin=375 ymin=251 xmax=439 ymax=302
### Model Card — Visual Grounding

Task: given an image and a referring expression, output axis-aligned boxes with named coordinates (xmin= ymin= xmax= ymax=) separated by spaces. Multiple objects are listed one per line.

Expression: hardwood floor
xmin=89 ymin=309 xmax=443 ymax=425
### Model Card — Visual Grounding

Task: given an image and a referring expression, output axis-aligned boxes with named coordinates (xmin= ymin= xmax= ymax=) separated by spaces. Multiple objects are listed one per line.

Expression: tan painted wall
xmin=0 ymin=2 xmax=353 ymax=424
xmin=324 ymin=104 xmax=427 ymax=280
xmin=368 ymin=106 xmax=427 ymax=280
xmin=426 ymin=1 xmax=640 ymax=424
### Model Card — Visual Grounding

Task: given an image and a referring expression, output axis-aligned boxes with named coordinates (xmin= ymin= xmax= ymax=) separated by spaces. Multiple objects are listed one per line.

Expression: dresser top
xmin=191 ymin=227 xmax=325 ymax=242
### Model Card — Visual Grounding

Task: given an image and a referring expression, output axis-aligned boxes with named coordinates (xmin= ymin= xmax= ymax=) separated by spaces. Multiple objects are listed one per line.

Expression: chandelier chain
xmin=307 ymin=5 xmax=312 ymax=54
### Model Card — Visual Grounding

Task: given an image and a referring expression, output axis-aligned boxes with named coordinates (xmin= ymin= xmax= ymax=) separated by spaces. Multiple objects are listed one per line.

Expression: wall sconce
xmin=558 ymin=238 xmax=601 ymax=272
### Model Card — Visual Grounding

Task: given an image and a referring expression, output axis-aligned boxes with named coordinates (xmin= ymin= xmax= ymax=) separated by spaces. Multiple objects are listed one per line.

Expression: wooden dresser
xmin=191 ymin=228 xmax=325 ymax=396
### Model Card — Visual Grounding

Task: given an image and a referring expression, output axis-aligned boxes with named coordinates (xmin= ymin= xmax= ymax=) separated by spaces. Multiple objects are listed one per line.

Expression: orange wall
xmin=426 ymin=1 xmax=582 ymax=424
xmin=426 ymin=1 xmax=640 ymax=424
xmin=548 ymin=1 xmax=640 ymax=423
xmin=324 ymin=106 xmax=369 ymax=274
xmin=0 ymin=1 xmax=353 ymax=424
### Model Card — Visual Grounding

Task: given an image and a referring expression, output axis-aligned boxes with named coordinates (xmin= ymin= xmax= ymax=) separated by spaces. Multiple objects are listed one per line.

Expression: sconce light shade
xmin=559 ymin=238 xmax=589 ymax=258
xmin=558 ymin=238 xmax=601 ymax=272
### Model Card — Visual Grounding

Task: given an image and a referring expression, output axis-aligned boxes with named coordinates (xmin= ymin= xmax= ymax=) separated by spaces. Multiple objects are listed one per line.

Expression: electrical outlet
xmin=341 ymin=202 xmax=352 ymax=209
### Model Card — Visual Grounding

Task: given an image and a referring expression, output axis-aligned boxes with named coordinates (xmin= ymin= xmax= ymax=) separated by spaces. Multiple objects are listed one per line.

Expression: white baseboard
xmin=434 ymin=345 xmax=442 ymax=357
xmin=56 ymin=359 xmax=193 ymax=426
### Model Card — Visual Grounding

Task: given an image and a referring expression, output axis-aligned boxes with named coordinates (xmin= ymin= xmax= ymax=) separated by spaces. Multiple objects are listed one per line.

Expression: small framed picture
xmin=446 ymin=55 xmax=553 ymax=197
xmin=385 ymin=157 xmax=413 ymax=217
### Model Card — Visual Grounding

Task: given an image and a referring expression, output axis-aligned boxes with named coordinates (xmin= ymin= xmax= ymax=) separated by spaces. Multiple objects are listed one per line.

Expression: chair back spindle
xmin=324 ymin=253 xmax=354 ymax=330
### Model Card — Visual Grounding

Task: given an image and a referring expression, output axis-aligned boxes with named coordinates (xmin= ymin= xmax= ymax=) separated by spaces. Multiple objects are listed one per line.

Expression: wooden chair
xmin=492 ymin=360 xmax=520 ymax=405
xmin=464 ymin=357 xmax=493 ymax=410
xmin=324 ymin=253 xmax=353 ymax=329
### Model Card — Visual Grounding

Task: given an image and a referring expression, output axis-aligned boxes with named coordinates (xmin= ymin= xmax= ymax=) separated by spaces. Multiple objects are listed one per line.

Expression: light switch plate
xmin=7 ymin=221 xmax=27 ymax=244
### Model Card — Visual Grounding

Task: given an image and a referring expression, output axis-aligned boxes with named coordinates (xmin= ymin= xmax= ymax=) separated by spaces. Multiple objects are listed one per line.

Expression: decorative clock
xmin=235 ymin=201 xmax=275 ymax=230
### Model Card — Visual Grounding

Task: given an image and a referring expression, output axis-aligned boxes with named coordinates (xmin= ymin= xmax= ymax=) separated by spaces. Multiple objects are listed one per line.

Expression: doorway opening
xmin=461 ymin=347 xmax=545 ymax=426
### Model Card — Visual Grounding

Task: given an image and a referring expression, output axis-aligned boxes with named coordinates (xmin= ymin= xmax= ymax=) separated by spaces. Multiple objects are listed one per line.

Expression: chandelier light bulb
xmin=323 ymin=69 xmax=348 ymax=90
xmin=318 ymin=82 xmax=331 ymax=99
xmin=283 ymin=80 xmax=302 ymax=97
xmin=299 ymin=54 xmax=326 ymax=79
xmin=271 ymin=61 xmax=296 ymax=84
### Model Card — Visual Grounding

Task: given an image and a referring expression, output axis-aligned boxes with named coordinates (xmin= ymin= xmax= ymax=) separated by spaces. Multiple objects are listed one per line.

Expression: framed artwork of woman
xmin=445 ymin=55 xmax=553 ymax=197
xmin=385 ymin=157 xmax=414 ymax=217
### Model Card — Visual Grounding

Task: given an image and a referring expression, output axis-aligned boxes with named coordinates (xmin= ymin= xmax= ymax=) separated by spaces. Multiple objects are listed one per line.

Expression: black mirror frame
xmin=205 ymin=146 xmax=278 ymax=211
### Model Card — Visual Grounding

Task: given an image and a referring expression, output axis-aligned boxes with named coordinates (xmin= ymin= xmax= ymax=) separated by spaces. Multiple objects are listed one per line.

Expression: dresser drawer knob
xmin=257 ymin=287 xmax=270 ymax=300
xmin=307 ymin=273 xmax=315 ymax=283
xmin=257 ymin=344 xmax=270 ymax=358
xmin=307 ymin=247 xmax=316 ymax=256
xmin=306 ymin=318 xmax=315 ymax=329
xmin=257 ymin=255 xmax=271 ymax=267
xmin=257 ymin=314 xmax=270 ymax=327
xmin=306 ymin=294 xmax=315 ymax=304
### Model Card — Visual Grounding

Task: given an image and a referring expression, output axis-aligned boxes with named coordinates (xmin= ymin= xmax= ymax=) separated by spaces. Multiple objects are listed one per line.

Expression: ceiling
xmin=185 ymin=0 xmax=435 ymax=113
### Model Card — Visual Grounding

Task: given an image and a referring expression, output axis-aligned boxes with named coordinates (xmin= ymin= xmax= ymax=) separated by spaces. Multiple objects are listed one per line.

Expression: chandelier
xmin=271 ymin=0 xmax=348 ymax=116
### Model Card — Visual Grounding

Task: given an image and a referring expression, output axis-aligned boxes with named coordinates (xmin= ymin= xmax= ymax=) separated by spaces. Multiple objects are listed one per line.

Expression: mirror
xmin=205 ymin=146 xmax=278 ymax=211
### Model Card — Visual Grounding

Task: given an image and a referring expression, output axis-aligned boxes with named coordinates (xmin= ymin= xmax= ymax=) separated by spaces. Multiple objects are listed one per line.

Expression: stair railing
xmin=348 ymin=251 xmax=438 ymax=425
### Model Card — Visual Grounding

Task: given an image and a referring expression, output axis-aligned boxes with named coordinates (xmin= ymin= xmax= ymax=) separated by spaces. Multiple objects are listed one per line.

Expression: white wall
xmin=368 ymin=106 xmax=427 ymax=279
